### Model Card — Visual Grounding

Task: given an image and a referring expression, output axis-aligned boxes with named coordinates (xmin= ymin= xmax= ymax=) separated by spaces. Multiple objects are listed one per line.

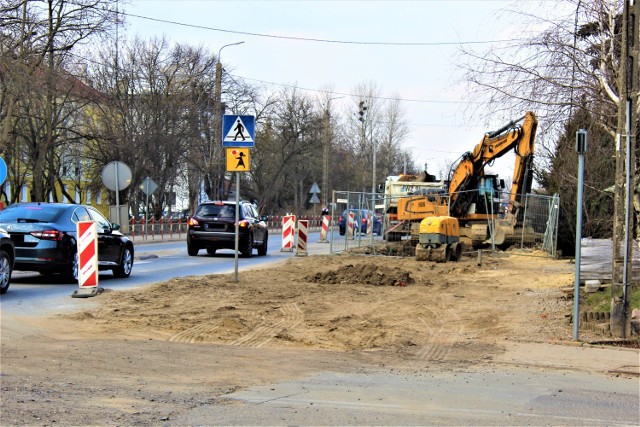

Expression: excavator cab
xmin=450 ymin=174 xmax=504 ymax=218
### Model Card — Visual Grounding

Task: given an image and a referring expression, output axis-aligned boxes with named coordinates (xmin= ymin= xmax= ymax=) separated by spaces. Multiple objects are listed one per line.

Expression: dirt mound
xmin=305 ymin=262 xmax=414 ymax=286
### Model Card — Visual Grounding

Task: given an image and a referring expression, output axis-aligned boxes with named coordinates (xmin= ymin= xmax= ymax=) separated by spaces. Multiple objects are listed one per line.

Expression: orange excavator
xmin=395 ymin=111 xmax=538 ymax=248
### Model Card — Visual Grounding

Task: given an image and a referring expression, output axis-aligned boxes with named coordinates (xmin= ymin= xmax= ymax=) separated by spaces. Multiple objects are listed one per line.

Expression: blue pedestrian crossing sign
xmin=222 ymin=115 xmax=255 ymax=147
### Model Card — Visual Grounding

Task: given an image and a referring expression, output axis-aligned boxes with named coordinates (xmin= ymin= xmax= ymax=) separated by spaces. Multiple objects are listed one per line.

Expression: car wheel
xmin=0 ymin=250 xmax=12 ymax=295
xmin=206 ymin=248 xmax=217 ymax=255
xmin=257 ymin=232 xmax=268 ymax=256
xmin=187 ymin=244 xmax=199 ymax=256
xmin=63 ymin=251 xmax=79 ymax=283
xmin=241 ymin=233 xmax=253 ymax=258
xmin=113 ymin=246 xmax=133 ymax=278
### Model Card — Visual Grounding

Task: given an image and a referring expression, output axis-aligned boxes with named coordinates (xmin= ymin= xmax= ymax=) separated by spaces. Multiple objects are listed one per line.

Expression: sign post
xmin=573 ymin=129 xmax=587 ymax=340
xmin=139 ymin=177 xmax=158 ymax=239
xmin=224 ymin=115 xmax=256 ymax=283
xmin=101 ymin=161 xmax=132 ymax=227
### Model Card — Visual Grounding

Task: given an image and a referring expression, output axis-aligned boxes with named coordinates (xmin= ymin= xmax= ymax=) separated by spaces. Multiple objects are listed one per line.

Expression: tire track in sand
xmin=230 ymin=302 xmax=304 ymax=348
xmin=410 ymin=305 xmax=464 ymax=363
xmin=168 ymin=322 xmax=221 ymax=343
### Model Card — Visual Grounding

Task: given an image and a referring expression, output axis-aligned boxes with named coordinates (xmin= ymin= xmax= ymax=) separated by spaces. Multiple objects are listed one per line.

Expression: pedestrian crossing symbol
xmin=226 ymin=148 xmax=250 ymax=172
xmin=222 ymin=115 xmax=255 ymax=147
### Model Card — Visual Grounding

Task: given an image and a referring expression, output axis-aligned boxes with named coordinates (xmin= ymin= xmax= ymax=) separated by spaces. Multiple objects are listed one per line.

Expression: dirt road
xmin=1 ymin=250 xmax=638 ymax=425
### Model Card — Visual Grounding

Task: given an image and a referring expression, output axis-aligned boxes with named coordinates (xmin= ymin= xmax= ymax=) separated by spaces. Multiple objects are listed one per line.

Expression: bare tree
xmin=349 ymin=81 xmax=384 ymax=193
xmin=250 ymin=86 xmax=322 ymax=214
xmin=87 ymin=37 xmax=217 ymax=218
xmin=459 ymin=0 xmax=636 ymax=250
xmin=0 ymin=0 xmax=116 ymax=202
xmin=460 ymin=0 xmax=621 ymax=155
xmin=379 ymin=93 xmax=410 ymax=178
xmin=346 ymin=82 xmax=410 ymax=192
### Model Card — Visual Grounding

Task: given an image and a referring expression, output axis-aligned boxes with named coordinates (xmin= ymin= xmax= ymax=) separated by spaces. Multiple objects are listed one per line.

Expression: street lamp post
xmin=322 ymin=107 xmax=330 ymax=209
xmin=214 ymin=41 xmax=244 ymax=198
xmin=322 ymin=96 xmax=343 ymax=208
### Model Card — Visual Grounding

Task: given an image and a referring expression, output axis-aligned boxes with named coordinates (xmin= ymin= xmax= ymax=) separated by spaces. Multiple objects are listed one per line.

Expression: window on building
xmin=62 ymin=185 xmax=72 ymax=203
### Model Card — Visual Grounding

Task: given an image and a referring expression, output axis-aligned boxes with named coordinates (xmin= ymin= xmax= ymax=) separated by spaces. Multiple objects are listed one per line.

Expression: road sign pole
xmin=115 ymin=161 xmax=121 ymax=227
xmin=145 ymin=181 xmax=149 ymax=240
xmin=234 ymin=171 xmax=240 ymax=284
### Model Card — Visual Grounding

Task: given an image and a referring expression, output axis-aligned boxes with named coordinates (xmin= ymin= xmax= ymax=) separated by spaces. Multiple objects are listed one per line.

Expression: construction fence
xmin=127 ymin=214 xmax=328 ymax=242
xmin=329 ymin=190 xmax=560 ymax=257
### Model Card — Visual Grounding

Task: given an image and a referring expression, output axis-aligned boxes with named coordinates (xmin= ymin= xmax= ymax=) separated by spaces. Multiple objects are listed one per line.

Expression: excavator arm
xmin=506 ymin=112 xmax=537 ymax=209
xmin=448 ymin=111 xmax=538 ymax=217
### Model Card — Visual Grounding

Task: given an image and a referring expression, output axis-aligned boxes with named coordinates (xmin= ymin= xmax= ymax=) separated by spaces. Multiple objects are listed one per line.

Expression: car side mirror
xmin=111 ymin=223 xmax=120 ymax=231
xmin=261 ymin=215 xmax=269 ymax=222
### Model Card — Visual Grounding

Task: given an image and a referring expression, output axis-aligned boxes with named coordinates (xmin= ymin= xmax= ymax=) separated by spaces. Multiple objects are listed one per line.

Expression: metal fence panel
xmin=329 ymin=189 xmax=559 ymax=257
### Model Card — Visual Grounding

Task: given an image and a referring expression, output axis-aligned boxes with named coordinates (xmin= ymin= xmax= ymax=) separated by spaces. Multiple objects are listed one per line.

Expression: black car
xmin=187 ymin=200 xmax=268 ymax=257
xmin=0 ymin=203 xmax=134 ymax=282
xmin=0 ymin=228 xmax=15 ymax=294
xmin=338 ymin=209 xmax=383 ymax=236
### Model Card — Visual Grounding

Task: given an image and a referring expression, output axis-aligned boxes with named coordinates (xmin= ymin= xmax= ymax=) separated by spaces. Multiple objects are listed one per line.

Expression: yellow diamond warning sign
xmin=226 ymin=148 xmax=250 ymax=172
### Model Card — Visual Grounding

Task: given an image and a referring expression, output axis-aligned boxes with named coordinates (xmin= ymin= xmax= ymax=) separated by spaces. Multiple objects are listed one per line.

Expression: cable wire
xmin=120 ymin=11 xmax=528 ymax=47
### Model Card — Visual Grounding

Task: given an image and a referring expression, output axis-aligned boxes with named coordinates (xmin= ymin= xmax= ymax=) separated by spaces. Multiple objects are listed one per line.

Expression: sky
xmin=121 ymin=0 xmax=571 ymax=183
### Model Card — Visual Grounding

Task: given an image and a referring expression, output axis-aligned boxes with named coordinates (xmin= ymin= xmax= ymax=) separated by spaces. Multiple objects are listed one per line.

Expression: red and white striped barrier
xmin=281 ymin=214 xmax=295 ymax=252
xmin=318 ymin=215 xmax=330 ymax=242
xmin=296 ymin=219 xmax=308 ymax=256
xmin=77 ymin=221 xmax=98 ymax=288
xmin=348 ymin=211 xmax=356 ymax=239
xmin=366 ymin=212 xmax=373 ymax=236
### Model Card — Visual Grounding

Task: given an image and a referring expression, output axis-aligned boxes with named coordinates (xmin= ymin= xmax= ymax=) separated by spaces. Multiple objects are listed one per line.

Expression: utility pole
xmin=322 ymin=107 xmax=330 ymax=208
xmin=214 ymin=41 xmax=244 ymax=200
xmin=611 ymin=0 xmax=638 ymax=338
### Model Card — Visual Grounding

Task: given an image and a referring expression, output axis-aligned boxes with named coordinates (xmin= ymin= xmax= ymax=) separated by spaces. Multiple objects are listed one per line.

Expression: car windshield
xmin=0 ymin=204 xmax=65 ymax=223
xmin=196 ymin=204 xmax=235 ymax=218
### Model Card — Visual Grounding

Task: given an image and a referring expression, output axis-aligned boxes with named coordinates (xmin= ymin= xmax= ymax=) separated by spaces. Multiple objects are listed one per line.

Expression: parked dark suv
xmin=187 ymin=200 xmax=268 ymax=257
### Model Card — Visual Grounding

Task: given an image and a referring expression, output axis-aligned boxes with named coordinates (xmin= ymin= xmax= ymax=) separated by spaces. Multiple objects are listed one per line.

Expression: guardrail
xmin=128 ymin=215 xmax=334 ymax=242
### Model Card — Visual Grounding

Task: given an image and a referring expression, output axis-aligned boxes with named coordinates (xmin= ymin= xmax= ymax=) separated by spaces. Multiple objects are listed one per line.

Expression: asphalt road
xmin=174 ymin=366 xmax=640 ymax=425
xmin=1 ymin=229 xmax=366 ymax=316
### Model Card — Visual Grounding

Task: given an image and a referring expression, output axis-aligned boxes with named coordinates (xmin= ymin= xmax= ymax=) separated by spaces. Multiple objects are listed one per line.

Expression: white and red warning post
xmin=281 ymin=215 xmax=295 ymax=252
xmin=296 ymin=219 xmax=309 ymax=256
xmin=77 ymin=221 xmax=98 ymax=288
xmin=318 ymin=215 xmax=330 ymax=243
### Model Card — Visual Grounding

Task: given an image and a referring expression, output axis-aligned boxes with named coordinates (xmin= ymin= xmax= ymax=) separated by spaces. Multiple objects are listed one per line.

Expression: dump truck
xmin=382 ymin=171 xmax=448 ymax=242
